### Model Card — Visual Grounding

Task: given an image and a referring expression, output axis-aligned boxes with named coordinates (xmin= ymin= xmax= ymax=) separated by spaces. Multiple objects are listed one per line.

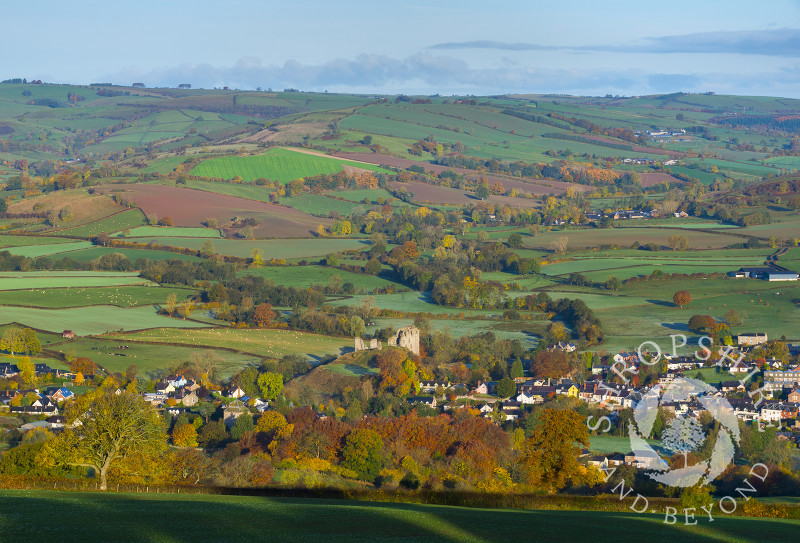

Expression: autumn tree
xmin=673 ymin=290 xmax=691 ymax=309
xmin=42 ymin=389 xmax=166 ymax=490
xmin=70 ymin=357 xmax=97 ymax=376
xmin=253 ymin=303 xmax=276 ymax=327
xmin=341 ymin=428 xmax=383 ymax=481
xmin=551 ymin=236 xmax=568 ymax=254
xmin=688 ymin=314 xmax=716 ymax=334
xmin=668 ymin=235 xmax=689 ymax=251
xmin=172 ymin=423 xmax=199 ymax=448
xmin=520 ymin=408 xmax=597 ymax=492
xmin=17 ymin=357 xmax=35 ymax=388
xmin=531 ymin=350 xmax=570 ymax=379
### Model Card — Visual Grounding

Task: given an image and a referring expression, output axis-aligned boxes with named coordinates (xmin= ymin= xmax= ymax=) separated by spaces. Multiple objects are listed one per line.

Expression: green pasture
xmin=0 ymin=285 xmax=194 ymax=308
xmin=368 ymin=316 xmax=545 ymax=346
xmin=282 ymin=193 xmax=365 ymax=216
xmin=589 ymin=434 xmax=661 ymax=454
xmin=240 ymin=265 xmax=401 ymax=291
xmin=137 ymin=155 xmax=193 ymax=174
xmin=691 ymin=367 xmax=741 ymax=386
xmin=54 ymin=209 xmax=148 ymax=237
xmin=0 ymin=305 xmax=210 ymax=335
xmin=0 ymin=490 xmax=797 ymax=543
xmin=118 ymin=225 xmax=221 ymax=238
xmin=335 ymin=188 xmax=396 ymax=202
xmin=0 ymin=272 xmax=153 ymax=290
xmin=527 ymin=227 xmax=748 ymax=251
xmin=2 ymin=241 xmax=95 ymax=258
xmin=0 ymin=235 xmax=77 ymax=248
xmin=331 ymin=292 xmax=497 ymax=316
xmin=107 ymin=327 xmax=352 ymax=361
xmin=117 ymin=237 xmax=368 ymax=260
xmin=48 ymin=336 xmax=258 ymax=378
xmin=59 ymin=246 xmax=202 ymax=263
xmin=190 ymin=148 xmax=391 ymax=183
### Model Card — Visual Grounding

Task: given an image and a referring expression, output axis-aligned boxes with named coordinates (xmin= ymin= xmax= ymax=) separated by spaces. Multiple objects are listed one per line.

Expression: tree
xmin=510 ymin=357 xmax=525 ymax=379
xmin=17 ymin=356 xmax=35 ymax=388
xmin=230 ymin=414 xmax=254 ymax=441
xmin=257 ymin=372 xmax=284 ymax=400
xmin=1 ymin=327 xmax=40 ymax=355
xmin=688 ymin=315 xmax=716 ymax=334
xmin=668 ymin=235 xmax=689 ymax=251
xmin=661 ymin=416 xmax=705 ymax=468
xmin=551 ymin=236 xmax=568 ymax=254
xmin=605 ymin=276 xmax=621 ymax=291
xmin=172 ymin=423 xmax=199 ymax=447
xmin=520 ymin=408 xmax=596 ymax=492
xmin=475 ymin=183 xmax=490 ymax=200
xmin=724 ymin=308 xmax=744 ymax=326
xmin=673 ymin=290 xmax=692 ymax=309
xmin=253 ymin=303 xmax=276 ymax=327
xmin=200 ymin=240 xmax=216 ymax=258
xmin=365 ymin=258 xmax=382 ymax=275
xmin=496 ymin=376 xmax=517 ymax=399
xmin=508 ymin=233 xmax=523 ymax=248
xmin=42 ymin=389 xmax=166 ymax=490
xmin=341 ymin=428 xmax=383 ymax=481
xmin=531 ymin=350 xmax=570 ymax=379
xmin=70 ymin=357 xmax=97 ymax=376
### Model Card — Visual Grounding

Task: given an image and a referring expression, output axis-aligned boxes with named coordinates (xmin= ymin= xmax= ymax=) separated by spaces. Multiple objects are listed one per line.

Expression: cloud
xmin=428 ymin=28 xmax=800 ymax=57
xmin=99 ymin=53 xmax=800 ymax=98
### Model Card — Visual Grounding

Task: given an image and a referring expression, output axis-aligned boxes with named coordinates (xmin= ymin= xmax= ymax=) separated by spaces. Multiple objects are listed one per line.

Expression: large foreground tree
xmin=43 ymin=389 xmax=166 ymax=490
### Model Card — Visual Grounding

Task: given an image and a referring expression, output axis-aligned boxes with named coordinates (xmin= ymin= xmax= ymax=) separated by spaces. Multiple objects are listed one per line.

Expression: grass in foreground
xmin=0 ymin=490 xmax=796 ymax=543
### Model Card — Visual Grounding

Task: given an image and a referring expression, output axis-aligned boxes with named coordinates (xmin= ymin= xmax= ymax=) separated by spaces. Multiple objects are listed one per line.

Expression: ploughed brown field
xmin=94 ymin=184 xmax=330 ymax=238
xmin=389 ymin=180 xmax=540 ymax=208
xmin=336 ymin=152 xmax=589 ymax=195
xmin=639 ymin=172 xmax=684 ymax=187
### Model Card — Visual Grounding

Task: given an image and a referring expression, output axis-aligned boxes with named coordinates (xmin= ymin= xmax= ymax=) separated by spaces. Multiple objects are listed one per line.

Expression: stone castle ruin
xmin=354 ymin=326 xmax=420 ymax=356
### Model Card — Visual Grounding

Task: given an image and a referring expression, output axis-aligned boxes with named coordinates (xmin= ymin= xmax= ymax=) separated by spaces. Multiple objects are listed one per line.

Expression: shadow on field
xmin=647 ymin=299 xmax=676 ymax=307
xmin=660 ymin=322 xmax=690 ymax=332
xmin=0 ymin=491 xmax=796 ymax=542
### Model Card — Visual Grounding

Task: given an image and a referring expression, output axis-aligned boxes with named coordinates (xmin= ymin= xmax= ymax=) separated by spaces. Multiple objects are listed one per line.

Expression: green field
xmin=118 ymin=226 xmax=222 ymax=238
xmin=191 ymin=148 xmax=391 ymax=183
xmin=0 ymin=490 xmax=796 ymax=543
xmin=0 ymin=272 xmax=153 ymax=290
xmin=0 ymin=305 xmax=210 ymax=335
xmin=2 ymin=241 xmax=95 ymax=258
xmin=240 ymin=265 xmax=401 ymax=291
xmin=53 ymin=209 xmax=148 ymax=237
xmin=118 ymin=237 xmax=368 ymax=259
xmin=48 ymin=336 xmax=258 ymax=378
xmin=0 ymin=285 xmax=194 ymax=308
xmin=108 ymin=327 xmax=353 ymax=360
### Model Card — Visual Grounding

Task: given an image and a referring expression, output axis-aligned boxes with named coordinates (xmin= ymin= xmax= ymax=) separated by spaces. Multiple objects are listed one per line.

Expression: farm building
xmin=730 ymin=267 xmax=798 ymax=281
xmin=738 ymin=332 xmax=768 ymax=346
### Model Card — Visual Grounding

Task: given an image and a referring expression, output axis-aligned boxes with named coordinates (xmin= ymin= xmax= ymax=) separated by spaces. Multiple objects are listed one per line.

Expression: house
xmin=0 ymin=363 xmax=20 ymax=378
xmin=226 ymin=386 xmax=246 ymax=399
xmin=142 ymin=392 xmax=167 ymax=405
xmin=625 ymin=449 xmax=663 ymax=469
xmin=760 ymin=403 xmax=784 ymax=423
xmin=223 ymin=400 xmax=249 ymax=428
xmin=729 ymin=360 xmax=752 ymax=374
xmin=788 ymin=389 xmax=800 ymax=404
xmin=408 ymin=396 xmax=437 ymax=408
xmin=46 ymin=387 xmax=74 ymax=403
xmin=166 ymin=374 xmax=187 ymax=388
xmin=738 ymin=333 xmax=768 ymax=346
xmin=62 ymin=330 xmax=75 ymax=339
xmin=728 ymin=398 xmax=759 ymax=421
xmin=155 ymin=382 xmax=176 ymax=394
xmin=477 ymin=404 xmax=493 ymax=414
xmin=719 ymin=381 xmax=745 ymax=393
xmin=474 ymin=382 xmax=496 ymax=395
xmin=547 ymin=342 xmax=577 ymax=353
xmin=419 ymin=380 xmax=450 ymax=394
xmin=174 ymin=390 xmax=198 ymax=407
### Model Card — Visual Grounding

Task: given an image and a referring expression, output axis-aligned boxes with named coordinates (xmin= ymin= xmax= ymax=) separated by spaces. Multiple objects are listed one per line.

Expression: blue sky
xmin=9 ymin=0 xmax=800 ymax=97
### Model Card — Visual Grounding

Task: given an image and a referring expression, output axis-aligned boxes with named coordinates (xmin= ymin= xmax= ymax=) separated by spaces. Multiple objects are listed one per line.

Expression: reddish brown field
xmin=94 ymin=184 xmax=330 ymax=238
xmin=639 ymin=172 xmax=684 ymax=187
xmin=336 ymin=152 xmax=589 ymax=196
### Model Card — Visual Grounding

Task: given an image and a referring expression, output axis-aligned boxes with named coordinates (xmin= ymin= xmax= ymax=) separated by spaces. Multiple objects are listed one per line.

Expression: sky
xmin=8 ymin=0 xmax=800 ymax=97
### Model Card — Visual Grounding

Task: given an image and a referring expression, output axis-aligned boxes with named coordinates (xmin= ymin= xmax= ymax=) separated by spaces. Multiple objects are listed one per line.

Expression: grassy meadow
xmin=0 ymin=490 xmax=796 ymax=543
